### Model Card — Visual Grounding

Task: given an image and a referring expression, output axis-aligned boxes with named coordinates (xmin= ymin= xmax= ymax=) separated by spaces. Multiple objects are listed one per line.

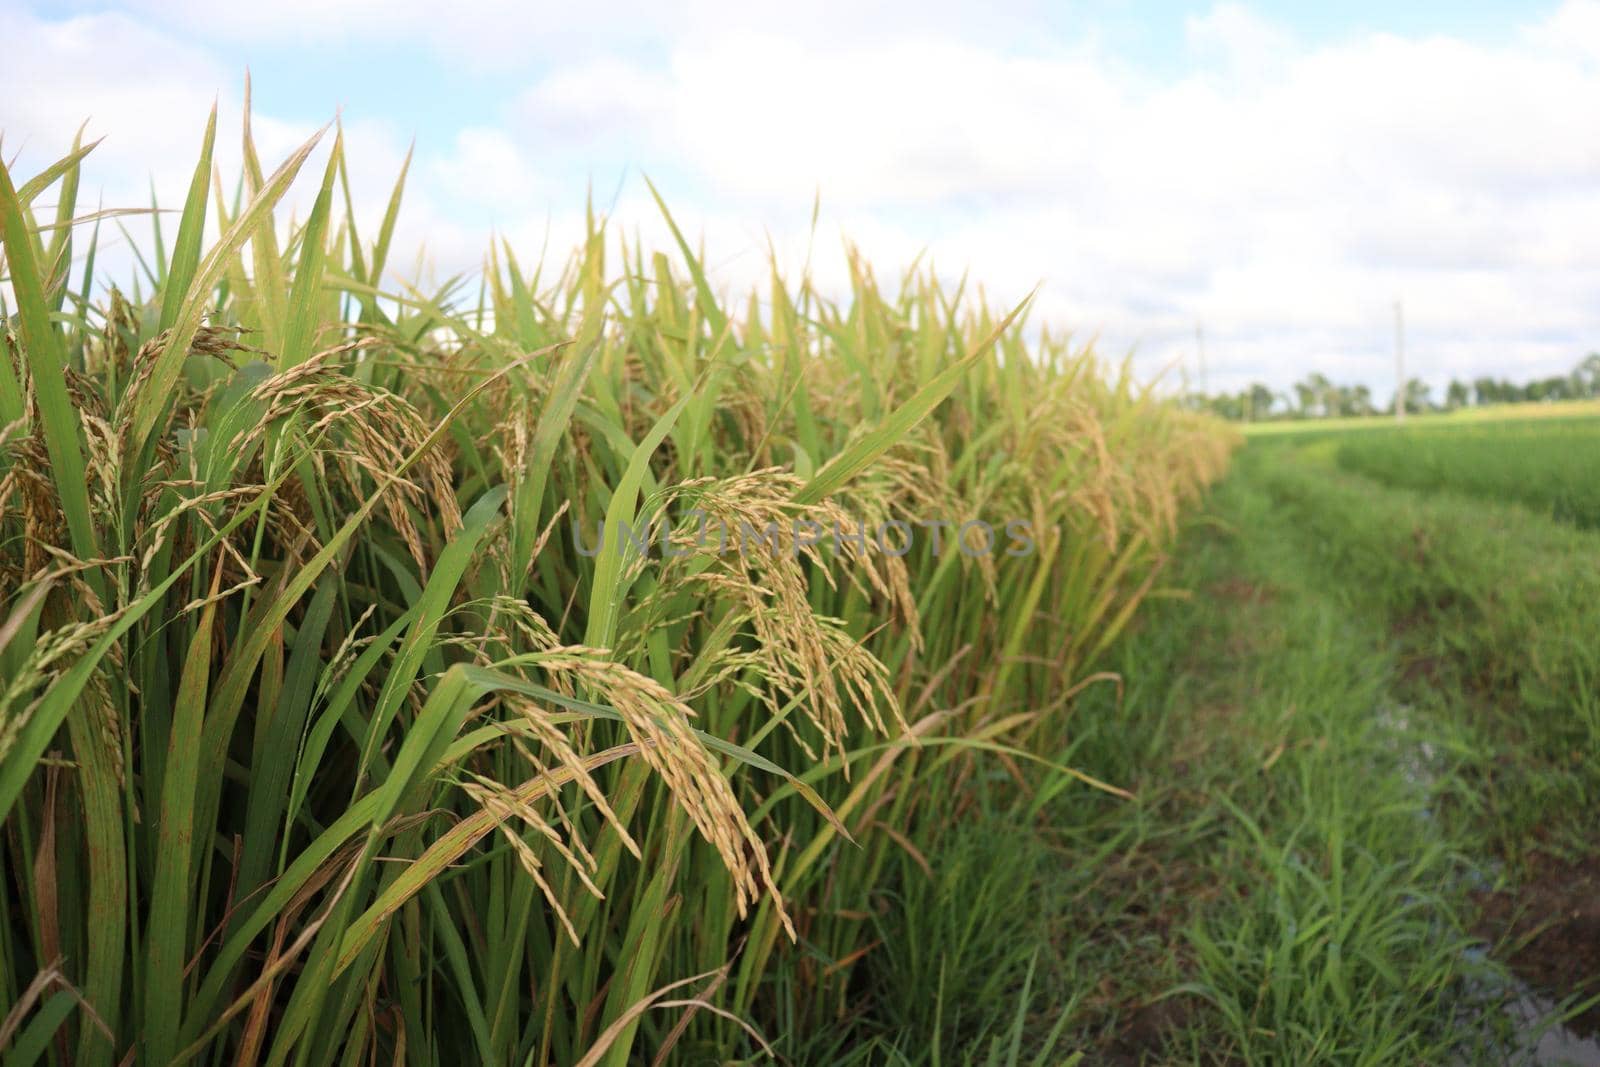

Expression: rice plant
xmin=0 ymin=99 xmax=1233 ymax=1064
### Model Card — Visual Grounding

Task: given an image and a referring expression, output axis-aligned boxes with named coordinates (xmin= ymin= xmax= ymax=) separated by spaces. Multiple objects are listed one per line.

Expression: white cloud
xmin=5 ymin=1 xmax=1600 ymax=395
xmin=91 ymin=0 xmax=1061 ymax=67
xmin=495 ymin=3 xmax=1600 ymax=393
xmin=428 ymin=128 xmax=550 ymax=213
xmin=1185 ymin=3 xmax=1297 ymax=84
xmin=1 ymin=9 xmax=229 ymax=196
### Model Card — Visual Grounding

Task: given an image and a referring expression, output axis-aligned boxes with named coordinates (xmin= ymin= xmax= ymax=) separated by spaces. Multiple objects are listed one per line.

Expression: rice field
xmin=9 ymin=97 xmax=1600 ymax=1067
xmin=0 ymin=112 xmax=1234 ymax=1063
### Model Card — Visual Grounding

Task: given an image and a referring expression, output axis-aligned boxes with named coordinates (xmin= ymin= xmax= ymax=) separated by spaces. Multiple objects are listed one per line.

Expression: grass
xmin=0 ymin=102 xmax=1233 ymax=1064
xmin=1062 ymin=456 xmax=1504 ymax=1063
xmin=1249 ymin=437 xmax=1600 ymax=857
xmin=1333 ymin=416 xmax=1600 ymax=529
xmin=1116 ymin=436 xmax=1599 ymax=1059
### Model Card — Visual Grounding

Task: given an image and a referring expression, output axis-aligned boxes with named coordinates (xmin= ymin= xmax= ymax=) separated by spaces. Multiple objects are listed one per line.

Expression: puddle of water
xmin=1377 ymin=704 xmax=1600 ymax=1065
xmin=1504 ymin=990 xmax=1600 ymax=1066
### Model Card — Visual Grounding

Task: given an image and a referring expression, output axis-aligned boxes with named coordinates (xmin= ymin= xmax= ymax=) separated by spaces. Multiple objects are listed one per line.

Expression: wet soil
xmin=1475 ymin=850 xmax=1600 ymax=1038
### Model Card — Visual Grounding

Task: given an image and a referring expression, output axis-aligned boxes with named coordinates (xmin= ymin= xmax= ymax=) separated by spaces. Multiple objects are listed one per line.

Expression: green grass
xmin=1070 ymin=455 xmax=1504 ymax=1063
xmin=0 ymin=103 xmax=1233 ymax=1063
xmin=1332 ymin=416 xmax=1600 ymax=530
xmin=1145 ymin=438 xmax=1600 ymax=1057
xmin=1252 ymin=440 xmax=1600 ymax=856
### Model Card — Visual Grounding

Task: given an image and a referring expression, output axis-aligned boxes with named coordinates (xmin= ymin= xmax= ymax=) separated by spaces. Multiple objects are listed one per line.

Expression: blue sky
xmin=4 ymin=0 xmax=1599 ymax=399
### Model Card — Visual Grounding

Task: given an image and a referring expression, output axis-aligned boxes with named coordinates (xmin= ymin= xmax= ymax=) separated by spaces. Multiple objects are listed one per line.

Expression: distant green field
xmin=1241 ymin=397 xmax=1600 ymax=437
xmin=1332 ymin=416 xmax=1600 ymax=529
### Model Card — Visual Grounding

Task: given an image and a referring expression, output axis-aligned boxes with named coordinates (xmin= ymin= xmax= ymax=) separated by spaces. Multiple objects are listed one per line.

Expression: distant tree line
xmin=1186 ymin=353 xmax=1600 ymax=422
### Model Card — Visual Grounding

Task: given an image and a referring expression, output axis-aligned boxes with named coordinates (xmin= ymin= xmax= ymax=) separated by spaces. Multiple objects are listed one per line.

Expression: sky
xmin=3 ymin=0 xmax=1599 ymax=400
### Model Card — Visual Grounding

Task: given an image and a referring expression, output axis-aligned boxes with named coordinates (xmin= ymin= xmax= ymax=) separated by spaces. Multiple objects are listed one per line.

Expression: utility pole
xmin=1394 ymin=301 xmax=1406 ymax=425
xmin=1195 ymin=323 xmax=1208 ymax=397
